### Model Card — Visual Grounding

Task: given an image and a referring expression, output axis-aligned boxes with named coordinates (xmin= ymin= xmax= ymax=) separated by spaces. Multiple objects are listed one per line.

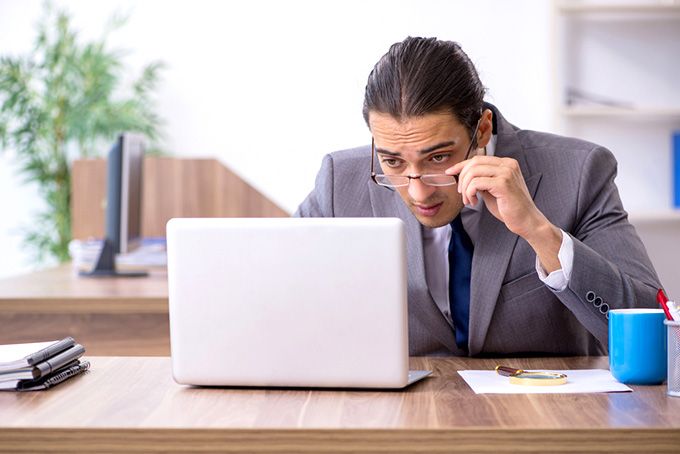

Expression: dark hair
xmin=362 ymin=37 xmax=486 ymax=137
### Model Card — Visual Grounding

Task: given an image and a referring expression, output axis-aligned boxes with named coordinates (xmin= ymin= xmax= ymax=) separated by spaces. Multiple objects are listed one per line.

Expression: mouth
xmin=412 ymin=202 xmax=443 ymax=217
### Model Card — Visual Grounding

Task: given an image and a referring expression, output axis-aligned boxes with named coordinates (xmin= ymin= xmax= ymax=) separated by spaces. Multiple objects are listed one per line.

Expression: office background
xmin=0 ymin=0 xmax=555 ymax=278
xmin=0 ymin=0 xmax=678 ymax=285
xmin=2 ymin=4 xmax=680 ymax=449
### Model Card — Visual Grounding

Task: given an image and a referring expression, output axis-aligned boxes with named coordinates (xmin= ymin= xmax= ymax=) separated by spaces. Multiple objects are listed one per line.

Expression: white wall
xmin=0 ymin=0 xmax=554 ymax=277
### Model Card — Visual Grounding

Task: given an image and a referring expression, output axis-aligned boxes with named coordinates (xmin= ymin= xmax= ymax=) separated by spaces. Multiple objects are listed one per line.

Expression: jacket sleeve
xmin=552 ymin=146 xmax=661 ymax=347
xmin=294 ymin=154 xmax=335 ymax=218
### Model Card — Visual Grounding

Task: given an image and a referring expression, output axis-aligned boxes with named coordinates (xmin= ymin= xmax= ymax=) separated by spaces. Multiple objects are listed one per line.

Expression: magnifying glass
xmin=495 ymin=365 xmax=568 ymax=386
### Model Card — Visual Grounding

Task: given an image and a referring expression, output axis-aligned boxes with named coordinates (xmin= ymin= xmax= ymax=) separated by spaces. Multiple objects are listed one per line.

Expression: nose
xmin=407 ymin=177 xmax=437 ymax=203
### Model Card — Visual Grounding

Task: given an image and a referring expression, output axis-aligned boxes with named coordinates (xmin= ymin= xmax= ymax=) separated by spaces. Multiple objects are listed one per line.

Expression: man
xmin=295 ymin=37 xmax=660 ymax=356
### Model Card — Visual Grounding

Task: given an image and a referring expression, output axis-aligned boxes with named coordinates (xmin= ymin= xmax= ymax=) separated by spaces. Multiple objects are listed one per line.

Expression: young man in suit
xmin=296 ymin=37 xmax=660 ymax=356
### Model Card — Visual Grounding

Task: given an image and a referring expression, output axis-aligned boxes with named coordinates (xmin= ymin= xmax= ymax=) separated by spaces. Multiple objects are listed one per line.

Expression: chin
xmin=412 ymin=211 xmax=454 ymax=228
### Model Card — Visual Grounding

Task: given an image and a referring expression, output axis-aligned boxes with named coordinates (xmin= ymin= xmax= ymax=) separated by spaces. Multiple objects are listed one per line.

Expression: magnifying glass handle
xmin=495 ymin=365 xmax=523 ymax=377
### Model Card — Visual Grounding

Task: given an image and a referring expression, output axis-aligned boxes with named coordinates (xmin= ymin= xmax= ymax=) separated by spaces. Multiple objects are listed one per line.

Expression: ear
xmin=476 ymin=108 xmax=494 ymax=149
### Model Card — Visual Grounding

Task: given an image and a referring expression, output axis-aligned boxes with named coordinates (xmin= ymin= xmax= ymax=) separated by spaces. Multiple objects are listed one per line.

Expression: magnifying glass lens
xmin=509 ymin=372 xmax=567 ymax=386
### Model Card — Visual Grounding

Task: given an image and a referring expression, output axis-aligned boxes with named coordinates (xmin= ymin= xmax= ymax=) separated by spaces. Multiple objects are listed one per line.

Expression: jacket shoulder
xmin=326 ymin=145 xmax=373 ymax=188
xmin=295 ymin=145 xmax=373 ymax=218
xmin=515 ymin=129 xmax=617 ymax=177
xmin=327 ymin=145 xmax=371 ymax=167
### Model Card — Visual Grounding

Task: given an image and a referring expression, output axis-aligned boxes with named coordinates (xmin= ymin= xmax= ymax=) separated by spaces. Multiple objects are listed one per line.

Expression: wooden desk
xmin=0 ymin=356 xmax=678 ymax=453
xmin=0 ymin=265 xmax=169 ymax=356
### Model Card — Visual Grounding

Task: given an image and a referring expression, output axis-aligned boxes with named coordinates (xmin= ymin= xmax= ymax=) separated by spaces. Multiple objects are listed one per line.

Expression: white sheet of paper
xmin=0 ymin=342 xmax=55 ymax=363
xmin=458 ymin=369 xmax=632 ymax=394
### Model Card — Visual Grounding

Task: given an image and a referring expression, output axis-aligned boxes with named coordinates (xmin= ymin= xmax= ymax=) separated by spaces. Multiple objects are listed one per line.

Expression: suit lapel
xmin=468 ymin=172 xmax=542 ymax=354
xmin=468 ymin=106 xmax=543 ymax=355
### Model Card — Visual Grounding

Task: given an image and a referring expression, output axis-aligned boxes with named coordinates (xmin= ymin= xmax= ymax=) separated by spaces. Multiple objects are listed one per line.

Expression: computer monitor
xmin=109 ymin=133 xmax=144 ymax=254
xmin=80 ymin=133 xmax=148 ymax=278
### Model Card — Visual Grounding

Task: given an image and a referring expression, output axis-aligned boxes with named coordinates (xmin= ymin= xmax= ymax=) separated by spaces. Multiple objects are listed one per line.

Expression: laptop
xmin=166 ymin=217 xmax=431 ymax=389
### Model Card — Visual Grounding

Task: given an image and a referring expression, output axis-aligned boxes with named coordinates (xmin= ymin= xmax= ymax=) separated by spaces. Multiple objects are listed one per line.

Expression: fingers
xmin=448 ymin=155 xmax=541 ymax=237
xmin=458 ymin=164 xmax=510 ymax=206
xmin=461 ymin=177 xmax=497 ymax=206
xmin=452 ymin=157 xmax=521 ymax=206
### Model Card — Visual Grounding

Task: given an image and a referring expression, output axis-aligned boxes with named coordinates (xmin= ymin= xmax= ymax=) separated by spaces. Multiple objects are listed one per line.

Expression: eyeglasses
xmin=370 ymin=118 xmax=481 ymax=188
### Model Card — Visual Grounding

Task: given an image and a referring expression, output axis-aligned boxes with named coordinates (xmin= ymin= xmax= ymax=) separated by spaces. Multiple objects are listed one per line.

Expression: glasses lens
xmin=375 ymin=175 xmax=409 ymax=187
xmin=421 ymin=174 xmax=457 ymax=186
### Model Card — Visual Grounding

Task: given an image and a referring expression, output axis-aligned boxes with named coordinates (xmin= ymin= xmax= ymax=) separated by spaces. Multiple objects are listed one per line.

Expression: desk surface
xmin=0 ymin=264 xmax=168 ymax=314
xmin=1 ymin=356 xmax=679 ymax=453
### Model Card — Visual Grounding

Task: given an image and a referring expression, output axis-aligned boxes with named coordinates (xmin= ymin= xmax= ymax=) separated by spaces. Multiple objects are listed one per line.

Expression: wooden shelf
xmin=628 ymin=210 xmax=680 ymax=223
xmin=557 ymin=2 xmax=680 ymax=14
xmin=560 ymin=106 xmax=680 ymax=119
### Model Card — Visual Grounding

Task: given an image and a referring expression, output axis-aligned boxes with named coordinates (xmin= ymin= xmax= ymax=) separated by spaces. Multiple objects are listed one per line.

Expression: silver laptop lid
xmin=167 ymin=217 xmax=410 ymax=388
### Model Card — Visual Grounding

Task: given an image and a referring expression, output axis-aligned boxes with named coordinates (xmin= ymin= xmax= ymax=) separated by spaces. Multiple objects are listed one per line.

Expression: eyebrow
xmin=375 ymin=140 xmax=457 ymax=157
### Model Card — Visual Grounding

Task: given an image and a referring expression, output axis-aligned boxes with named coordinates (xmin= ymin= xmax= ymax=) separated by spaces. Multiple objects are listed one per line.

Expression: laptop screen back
xmin=167 ymin=217 xmax=409 ymax=388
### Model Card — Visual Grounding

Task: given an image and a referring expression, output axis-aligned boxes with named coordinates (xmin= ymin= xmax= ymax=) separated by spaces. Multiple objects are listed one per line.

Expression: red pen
xmin=657 ymin=289 xmax=674 ymax=321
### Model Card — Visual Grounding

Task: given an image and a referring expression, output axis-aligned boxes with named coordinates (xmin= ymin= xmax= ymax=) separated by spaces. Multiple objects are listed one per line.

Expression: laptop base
xmin=407 ymin=370 xmax=432 ymax=386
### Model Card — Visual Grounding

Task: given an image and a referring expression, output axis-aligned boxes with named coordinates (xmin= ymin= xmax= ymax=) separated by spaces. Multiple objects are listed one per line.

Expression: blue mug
xmin=609 ymin=308 xmax=667 ymax=385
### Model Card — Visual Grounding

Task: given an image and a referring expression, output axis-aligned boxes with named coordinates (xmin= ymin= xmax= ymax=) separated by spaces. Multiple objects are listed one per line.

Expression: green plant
xmin=0 ymin=4 xmax=163 ymax=263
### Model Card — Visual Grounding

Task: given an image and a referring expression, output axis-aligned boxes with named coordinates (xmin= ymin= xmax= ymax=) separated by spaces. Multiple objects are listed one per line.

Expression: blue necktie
xmin=448 ymin=215 xmax=474 ymax=350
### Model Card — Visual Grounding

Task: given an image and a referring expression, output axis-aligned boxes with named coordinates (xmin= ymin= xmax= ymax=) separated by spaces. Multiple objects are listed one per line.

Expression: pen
xmin=25 ymin=337 xmax=76 ymax=366
xmin=33 ymin=344 xmax=85 ymax=379
xmin=657 ymin=289 xmax=674 ymax=321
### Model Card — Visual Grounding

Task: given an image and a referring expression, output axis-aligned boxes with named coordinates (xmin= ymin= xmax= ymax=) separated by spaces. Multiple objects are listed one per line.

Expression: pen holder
xmin=665 ymin=320 xmax=680 ymax=397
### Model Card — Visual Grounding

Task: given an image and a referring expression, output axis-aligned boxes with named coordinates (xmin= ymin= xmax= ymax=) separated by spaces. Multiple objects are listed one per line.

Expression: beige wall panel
xmin=71 ymin=157 xmax=289 ymax=240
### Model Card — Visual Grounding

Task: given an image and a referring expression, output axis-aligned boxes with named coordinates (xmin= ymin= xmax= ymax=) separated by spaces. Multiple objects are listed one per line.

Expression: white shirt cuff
xmin=535 ymin=229 xmax=573 ymax=292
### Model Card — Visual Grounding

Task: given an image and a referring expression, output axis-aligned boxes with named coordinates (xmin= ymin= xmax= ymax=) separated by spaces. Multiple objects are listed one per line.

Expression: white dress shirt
xmin=422 ymin=135 xmax=574 ymax=324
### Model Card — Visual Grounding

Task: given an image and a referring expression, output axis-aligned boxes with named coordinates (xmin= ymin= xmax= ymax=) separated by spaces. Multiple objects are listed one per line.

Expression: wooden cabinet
xmin=71 ymin=156 xmax=288 ymax=240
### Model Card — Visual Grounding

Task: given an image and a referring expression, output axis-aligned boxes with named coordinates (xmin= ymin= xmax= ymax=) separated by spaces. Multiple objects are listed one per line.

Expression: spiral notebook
xmin=0 ymin=340 xmax=89 ymax=391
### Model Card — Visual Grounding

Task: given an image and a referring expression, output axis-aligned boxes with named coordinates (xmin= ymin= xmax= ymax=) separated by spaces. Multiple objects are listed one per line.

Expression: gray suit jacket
xmin=295 ymin=106 xmax=661 ymax=356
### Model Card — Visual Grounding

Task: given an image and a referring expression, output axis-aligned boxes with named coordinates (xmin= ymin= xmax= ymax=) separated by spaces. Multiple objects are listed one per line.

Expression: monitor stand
xmin=79 ymin=239 xmax=149 ymax=278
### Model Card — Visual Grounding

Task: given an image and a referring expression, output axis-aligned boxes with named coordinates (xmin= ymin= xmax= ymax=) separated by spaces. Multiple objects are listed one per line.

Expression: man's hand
xmin=447 ymin=155 xmax=563 ymax=273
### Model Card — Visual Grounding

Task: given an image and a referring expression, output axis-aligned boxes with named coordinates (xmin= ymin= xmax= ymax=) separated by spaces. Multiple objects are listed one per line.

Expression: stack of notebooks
xmin=0 ymin=337 xmax=89 ymax=391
